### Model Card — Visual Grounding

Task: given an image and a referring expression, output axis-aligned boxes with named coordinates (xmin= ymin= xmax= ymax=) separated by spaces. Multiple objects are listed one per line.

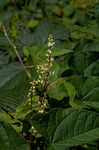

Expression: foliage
xmin=0 ymin=0 xmax=99 ymax=150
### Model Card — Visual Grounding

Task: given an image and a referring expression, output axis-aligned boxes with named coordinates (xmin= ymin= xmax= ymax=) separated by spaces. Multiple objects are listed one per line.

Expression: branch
xmin=2 ymin=25 xmax=32 ymax=79
xmin=25 ymin=65 xmax=37 ymax=69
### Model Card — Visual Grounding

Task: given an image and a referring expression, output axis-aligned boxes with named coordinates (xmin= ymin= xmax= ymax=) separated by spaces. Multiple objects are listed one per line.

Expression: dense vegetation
xmin=0 ymin=0 xmax=99 ymax=150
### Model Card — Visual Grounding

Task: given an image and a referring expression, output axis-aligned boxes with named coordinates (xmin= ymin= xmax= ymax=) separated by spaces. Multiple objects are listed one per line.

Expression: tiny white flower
xmin=32 ymin=86 xmax=35 ymax=89
xmin=48 ymin=42 xmax=55 ymax=47
xmin=38 ymin=75 xmax=42 ymax=79
xmin=41 ymin=70 xmax=45 ymax=74
xmin=39 ymin=109 xmax=44 ymax=113
xmin=30 ymin=81 xmax=33 ymax=85
xmin=51 ymin=58 xmax=54 ymax=62
xmin=31 ymin=126 xmax=34 ymax=129
xmin=43 ymin=103 xmax=47 ymax=107
xmin=32 ymin=89 xmax=35 ymax=93
xmin=40 ymin=80 xmax=43 ymax=84
xmin=46 ymin=54 xmax=49 ymax=57
xmin=38 ymin=79 xmax=41 ymax=83
xmin=35 ymin=80 xmax=39 ymax=84
xmin=37 ymin=65 xmax=41 ymax=70
xmin=48 ymin=49 xmax=52 ymax=54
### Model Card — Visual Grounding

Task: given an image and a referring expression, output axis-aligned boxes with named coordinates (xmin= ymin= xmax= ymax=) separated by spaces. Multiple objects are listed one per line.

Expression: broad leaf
xmin=0 ymin=63 xmax=28 ymax=110
xmin=81 ymin=76 xmax=99 ymax=97
xmin=52 ymin=109 xmax=99 ymax=150
xmin=0 ymin=122 xmax=29 ymax=150
xmin=0 ymin=62 xmax=25 ymax=88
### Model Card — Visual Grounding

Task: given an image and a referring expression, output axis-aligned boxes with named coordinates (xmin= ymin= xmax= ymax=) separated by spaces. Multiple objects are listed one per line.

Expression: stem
xmin=2 ymin=25 xmax=32 ymax=80
xmin=25 ymin=65 xmax=37 ymax=69
xmin=21 ymin=133 xmax=34 ymax=150
xmin=30 ymin=87 xmax=33 ymax=111
xmin=12 ymin=0 xmax=17 ymax=7
xmin=30 ymin=143 xmax=34 ymax=150
xmin=30 ymin=134 xmax=34 ymax=150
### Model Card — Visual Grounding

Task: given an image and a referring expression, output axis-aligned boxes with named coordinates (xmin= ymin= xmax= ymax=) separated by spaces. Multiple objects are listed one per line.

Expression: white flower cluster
xmin=37 ymin=34 xmax=55 ymax=85
xmin=45 ymin=34 xmax=55 ymax=71
xmin=48 ymin=34 xmax=55 ymax=48
xmin=27 ymin=34 xmax=55 ymax=112
xmin=27 ymin=80 xmax=36 ymax=99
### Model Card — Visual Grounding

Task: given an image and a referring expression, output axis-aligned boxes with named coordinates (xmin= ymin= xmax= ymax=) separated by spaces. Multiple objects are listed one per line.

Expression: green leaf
xmin=33 ymin=20 xmax=53 ymax=44
xmin=49 ymin=62 xmax=61 ymax=82
xmin=81 ymin=76 xmax=99 ymax=97
xmin=64 ymin=81 xmax=76 ymax=106
xmin=0 ymin=63 xmax=25 ymax=88
xmin=0 ymin=87 xmax=27 ymax=110
xmin=83 ymin=101 xmax=99 ymax=111
xmin=0 ymin=11 xmax=14 ymax=22
xmin=0 ymin=123 xmax=10 ymax=150
xmin=82 ymin=87 xmax=99 ymax=103
xmin=52 ymin=48 xmax=73 ymax=57
xmin=84 ymin=60 xmax=99 ymax=77
xmin=93 ymin=4 xmax=99 ymax=18
xmin=0 ymin=122 xmax=29 ymax=150
xmin=83 ymin=41 xmax=99 ymax=52
xmin=14 ymin=96 xmax=39 ymax=119
xmin=30 ymin=45 xmax=48 ymax=65
xmin=47 ymin=144 xmax=56 ymax=150
xmin=47 ymin=109 xmax=68 ymax=142
xmin=72 ymin=76 xmax=99 ymax=110
xmin=52 ymin=109 xmax=99 ymax=150
xmin=73 ymin=53 xmax=87 ymax=74
xmin=63 ymin=5 xmax=74 ymax=17
xmin=0 ymin=63 xmax=28 ymax=110
xmin=27 ymin=20 xmax=39 ymax=29
xmin=48 ymin=80 xmax=68 ymax=101
xmin=30 ymin=113 xmax=49 ymax=138
xmin=64 ymin=81 xmax=85 ymax=109
xmin=33 ymin=20 xmax=68 ymax=44
xmin=23 ymin=46 xmax=30 ymax=57
xmin=81 ymin=78 xmax=99 ymax=110
xmin=0 ymin=0 xmax=8 ymax=7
